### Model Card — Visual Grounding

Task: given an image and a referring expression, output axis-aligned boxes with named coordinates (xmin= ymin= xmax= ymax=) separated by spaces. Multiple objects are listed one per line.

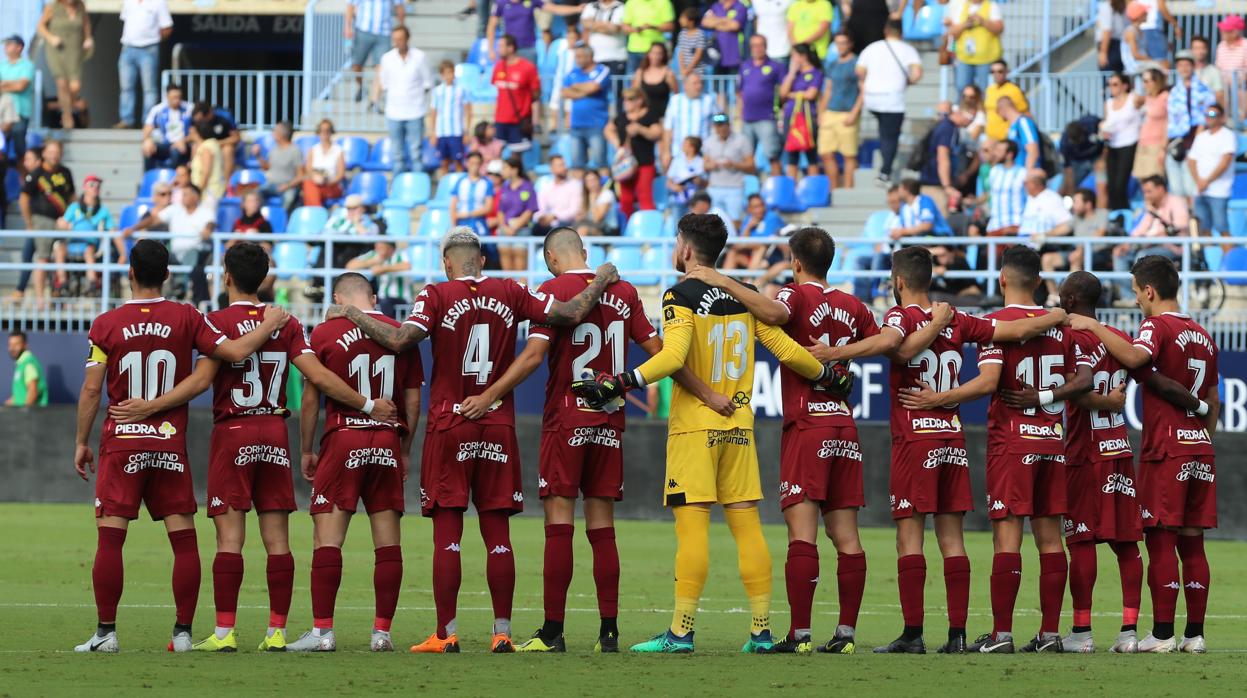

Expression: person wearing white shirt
xmin=116 ymin=0 xmax=173 ymax=128
xmin=660 ymin=72 xmax=716 ymax=171
xmin=1186 ymin=104 xmax=1236 ymax=237
xmin=1019 ymin=170 xmax=1074 ymax=302
xmin=855 ymin=20 xmax=922 ymax=185
xmin=986 ymin=139 xmax=1027 ymax=234
xmin=751 ymin=0 xmax=792 ymax=61
xmin=373 ymin=26 xmax=433 ymax=174
xmin=581 ymin=0 xmax=629 ymax=78
xmin=122 ymin=183 xmax=216 ymax=303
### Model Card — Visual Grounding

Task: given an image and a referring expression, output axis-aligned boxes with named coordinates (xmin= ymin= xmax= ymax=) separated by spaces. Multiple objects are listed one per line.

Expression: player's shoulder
xmin=825 ymin=286 xmax=870 ymax=313
xmin=666 ymin=278 xmax=747 ymax=316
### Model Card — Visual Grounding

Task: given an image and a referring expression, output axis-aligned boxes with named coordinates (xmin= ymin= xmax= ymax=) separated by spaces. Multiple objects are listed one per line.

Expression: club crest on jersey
xmin=664 ymin=305 xmax=676 ymax=322
xmin=115 ymin=420 xmax=178 ymax=439
xmin=1176 ymin=428 xmax=1211 ymax=444
xmin=1019 ymin=422 xmax=1062 ymax=439
xmin=1175 ymin=461 xmax=1214 ymax=483
xmin=911 ymin=414 xmax=962 ymax=434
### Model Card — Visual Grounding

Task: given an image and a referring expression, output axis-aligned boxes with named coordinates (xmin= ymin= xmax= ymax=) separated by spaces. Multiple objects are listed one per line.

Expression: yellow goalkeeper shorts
xmin=664 ymin=428 xmax=762 ymax=507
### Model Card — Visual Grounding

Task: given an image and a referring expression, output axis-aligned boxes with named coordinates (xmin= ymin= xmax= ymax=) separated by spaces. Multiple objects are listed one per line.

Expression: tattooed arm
xmin=328 ymin=305 xmax=429 ymax=352
xmin=544 ymin=263 xmax=620 ymax=326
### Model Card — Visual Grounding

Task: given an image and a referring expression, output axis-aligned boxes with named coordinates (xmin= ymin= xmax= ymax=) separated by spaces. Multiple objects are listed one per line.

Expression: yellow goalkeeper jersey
xmin=633 ymin=278 xmax=825 ymax=436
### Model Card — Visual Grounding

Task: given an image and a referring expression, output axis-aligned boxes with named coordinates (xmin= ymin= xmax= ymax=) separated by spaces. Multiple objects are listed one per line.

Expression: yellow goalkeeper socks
xmin=724 ymin=505 xmax=772 ymax=635
xmin=671 ymin=505 xmax=710 ymax=637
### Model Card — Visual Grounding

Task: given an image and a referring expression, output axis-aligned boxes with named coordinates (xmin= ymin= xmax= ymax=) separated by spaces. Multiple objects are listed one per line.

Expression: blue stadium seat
xmin=427 ymin=172 xmax=465 ymax=209
xmin=262 ymin=205 xmax=287 ymax=233
xmin=364 ymin=137 xmax=394 ymax=172
xmin=383 ymin=171 xmax=432 ymax=209
xmin=743 ymin=174 xmax=760 ymax=198
xmin=337 ymin=136 xmax=372 ymax=171
xmin=1047 ymin=173 xmax=1063 ymax=192
xmin=906 ymin=4 xmax=945 ymax=41
xmin=858 ymin=139 xmax=880 ymax=170
xmin=422 ymin=138 xmax=441 ymax=171
xmin=416 ymin=208 xmax=451 ymax=238
xmin=272 ymin=242 xmax=309 ymax=279
xmin=455 ymin=63 xmax=483 ymax=94
xmin=383 ymin=207 xmax=412 ymax=237
xmin=216 ymin=201 xmax=242 ymax=232
xmin=118 ymin=203 xmax=149 ymax=229
xmin=408 ymin=241 xmax=448 ymax=283
xmin=287 ymin=206 xmax=329 ymax=235
xmin=551 ymin=133 xmax=575 ymax=163
xmin=796 ymin=175 xmax=831 ymax=208
xmin=652 ymin=175 xmax=668 ymax=211
xmin=1220 ymin=246 xmax=1247 ymax=287
xmin=1232 ymin=173 xmax=1247 ymax=199
xmin=294 ymin=134 xmax=319 ymax=157
xmin=606 ymin=246 xmax=650 ymax=285
xmin=25 ymin=131 xmax=44 ymax=151
xmin=4 ymin=167 xmax=19 ymax=203
xmin=623 ymin=210 xmax=664 ymax=238
xmin=1229 ymin=202 xmax=1247 ymax=238
xmin=662 ymin=211 xmax=678 ymax=238
xmin=139 ymin=168 xmax=176 ymax=198
xmin=761 ymin=176 xmax=805 ymax=212
xmin=833 ymin=210 xmax=891 ymax=285
xmin=346 ymin=172 xmax=390 ymax=207
xmin=230 ymin=168 xmax=267 ymax=190
xmin=466 ymin=38 xmax=495 ymax=71
xmin=523 ymin=141 xmax=544 ymax=174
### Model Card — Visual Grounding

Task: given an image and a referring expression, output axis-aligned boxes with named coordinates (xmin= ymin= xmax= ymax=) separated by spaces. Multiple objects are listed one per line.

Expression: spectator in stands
xmin=752 ymin=0 xmax=792 ymax=62
xmin=984 ymin=60 xmax=1027 ymax=143
xmin=577 ymin=169 xmax=619 ymax=235
xmin=1166 ymin=50 xmax=1215 ymax=202
xmin=141 ymin=83 xmax=192 ymax=170
xmin=535 ymin=154 xmax=585 ymax=235
xmin=1097 ymin=0 xmax=1129 ymax=72
xmin=431 ymin=60 xmax=470 ymax=175
xmin=632 ymin=41 xmax=677 ymax=119
xmin=1215 ymin=16 xmax=1247 ymax=120
xmin=302 ymin=119 xmax=346 ymax=208
xmin=779 ymin=44 xmax=822 ymax=178
xmin=917 ymin=110 xmax=961 ymax=213
xmin=562 ymin=44 xmax=611 ymax=169
xmin=322 ymin=193 xmax=378 ymax=276
xmin=19 ymin=141 xmax=74 ymax=304
xmin=451 ymin=151 xmax=495 ymax=236
xmin=1133 ymin=67 xmax=1167 ymax=181
xmin=1059 ymin=114 xmax=1102 ymax=196
xmin=1 ymin=35 xmax=35 ymax=163
xmin=128 ymin=182 xmax=215 ymax=302
xmin=606 ymin=87 xmax=661 ymax=216
xmin=661 ymin=71 xmax=715 ymax=171
xmin=489 ymin=0 xmax=582 ymax=64
xmin=675 ymin=9 xmax=709 ymax=80
xmin=115 ymin=0 xmax=172 ymax=128
xmin=37 ymin=0 xmax=93 ymax=130
xmin=853 ymin=184 xmax=900 ymax=302
xmin=1099 ymin=73 xmax=1140 ymax=211
xmin=928 ymin=244 xmax=983 ymax=301
xmin=666 ymin=136 xmax=706 ymax=214
xmin=545 ymin=22 xmax=581 ymax=134
xmin=1018 ymin=169 xmax=1073 ymax=294
xmin=255 ymin=122 xmax=304 ymax=212
xmin=496 ymin=154 xmax=538 ymax=270
xmin=191 ymin=102 xmax=240 ymax=184
xmin=491 ymin=34 xmax=541 ymax=150
xmin=1190 ymin=36 xmax=1224 ymax=107
xmin=345 ymin=0 xmax=405 ymax=105
xmin=857 ymin=19 xmax=921 ymax=186
xmin=1119 ymin=3 xmax=1150 ymax=78
xmin=788 ymin=0 xmax=833 ymax=61
xmin=999 ymin=95 xmax=1043 ymax=173
xmin=169 ymin=164 xmax=190 ymax=206
xmin=985 ymin=138 xmax=1025 ymax=236
xmin=623 ymin=0 xmax=676 ymax=73
xmin=944 ymin=0 xmax=1005 ymax=92
xmin=1067 ymin=186 xmax=1110 ymax=273
xmin=954 ymin=83 xmax=987 ymax=143
xmin=723 ymin=194 xmax=771 ymax=270
xmin=581 ymin=0 xmax=629 ymax=79
xmin=703 ymin=112 xmax=753 ymax=226
xmin=703 ymin=0 xmax=749 ymax=78
xmin=816 ymin=33 xmax=861 ymax=189
xmin=739 ymin=35 xmax=785 ymax=177
xmin=5 ymin=330 xmax=47 ymax=407
xmin=190 ymin=120 xmax=225 ymax=210
xmin=484 ymin=158 xmax=505 ymax=234
xmin=53 ymin=173 xmax=110 ymax=296
xmin=1113 ymin=173 xmax=1185 ymax=296
xmin=688 ymin=190 xmax=737 ymax=236
xmin=470 ymin=121 xmax=506 ymax=163
xmin=894 ymin=178 xmax=952 ymax=240
xmin=346 ymin=238 xmax=411 ymax=317
xmin=375 ymin=25 xmax=432 ymax=175
xmin=148 ymin=180 xmax=174 ymax=224
xmin=1187 ymin=103 xmax=1235 ymax=239
xmin=230 ymin=191 xmax=272 ymax=238
xmin=1138 ymin=0 xmax=1180 ymax=68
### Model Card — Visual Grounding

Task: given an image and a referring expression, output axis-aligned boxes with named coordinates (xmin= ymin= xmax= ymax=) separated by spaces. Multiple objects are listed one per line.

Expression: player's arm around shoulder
xmin=292 ymin=352 xmax=395 ymax=423
xmin=213 ymin=304 xmax=290 ymax=363
xmin=685 ymin=264 xmax=790 ymax=326
xmin=991 ymin=307 xmax=1067 ymax=343
xmin=544 ymin=263 xmax=620 ymax=326
xmin=889 ymin=302 xmax=955 ymax=362
xmin=1067 ymin=312 xmax=1151 ymax=370
xmin=109 ymin=357 xmax=221 ymax=424
xmin=329 ymin=303 xmax=427 ymax=353
xmin=633 ymin=288 xmax=696 ymax=385
xmin=755 ymin=320 xmax=824 ymax=380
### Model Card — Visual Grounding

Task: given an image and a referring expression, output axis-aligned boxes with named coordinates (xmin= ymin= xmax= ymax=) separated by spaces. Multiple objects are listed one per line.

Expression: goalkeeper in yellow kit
xmin=572 ymin=214 xmax=851 ymax=653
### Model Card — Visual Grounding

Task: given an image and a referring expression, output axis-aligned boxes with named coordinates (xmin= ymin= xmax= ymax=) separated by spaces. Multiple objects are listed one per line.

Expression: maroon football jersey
xmin=884 ymin=305 xmax=997 ymax=443
xmin=528 ymin=271 xmax=657 ymax=431
xmin=406 ymin=276 xmax=554 ymax=430
xmin=1065 ymin=326 xmax=1133 ymax=464
xmin=310 ymin=313 xmax=423 ymax=437
xmin=86 ymin=297 xmax=225 ymax=453
xmin=775 ymin=283 xmax=879 ymax=428
xmin=980 ymin=305 xmax=1089 ymax=455
xmin=207 ymin=301 xmax=313 ymax=422
xmin=1132 ymin=312 xmax=1218 ymax=457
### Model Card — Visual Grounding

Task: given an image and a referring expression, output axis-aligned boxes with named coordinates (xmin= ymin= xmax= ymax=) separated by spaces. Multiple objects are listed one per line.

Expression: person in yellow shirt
xmin=945 ymin=0 xmax=1004 ymax=93
xmin=787 ymin=0 xmax=834 ymax=60
xmin=984 ymin=59 xmax=1029 ymax=142
xmin=572 ymin=213 xmax=849 ymax=654
xmin=623 ymin=0 xmax=676 ymax=73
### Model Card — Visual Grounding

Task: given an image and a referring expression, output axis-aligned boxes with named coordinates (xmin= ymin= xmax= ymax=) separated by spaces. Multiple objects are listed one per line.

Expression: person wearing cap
xmin=116 ymin=0 xmax=173 ymax=128
xmin=54 ymin=173 xmax=112 ymax=296
xmin=702 ymin=112 xmax=753 ymax=227
xmin=1166 ymin=51 xmax=1216 ymax=200
xmin=0 ymin=35 xmax=35 ymax=162
xmin=1186 ymin=104 xmax=1236 ymax=239
xmin=1215 ymin=15 xmax=1247 ymax=119
xmin=561 ymin=43 xmax=611 ymax=170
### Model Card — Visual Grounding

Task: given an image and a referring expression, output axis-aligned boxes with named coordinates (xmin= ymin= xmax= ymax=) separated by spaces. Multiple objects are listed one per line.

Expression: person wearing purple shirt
xmin=737 ymin=35 xmax=786 ymax=175
xmin=702 ymin=0 xmax=750 ymax=74
xmin=779 ymin=43 xmax=822 ymax=178
xmin=487 ymin=0 xmax=583 ymax=64
xmin=494 ymin=154 xmax=540 ymax=271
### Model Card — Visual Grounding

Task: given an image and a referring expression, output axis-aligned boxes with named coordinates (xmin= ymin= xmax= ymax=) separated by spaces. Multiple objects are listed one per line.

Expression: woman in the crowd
xmin=779 ymin=43 xmax=822 ymax=178
xmin=1097 ymin=0 xmax=1129 ymax=72
xmin=577 ymin=169 xmax=619 ymax=236
xmin=53 ymin=173 xmax=111 ymax=295
xmin=190 ymin=120 xmax=226 ymax=209
xmin=631 ymin=42 xmax=678 ymax=120
xmin=1133 ymin=67 xmax=1168 ymax=180
xmin=494 ymin=154 xmax=539 ymax=271
xmin=37 ymin=0 xmax=93 ymax=129
xmin=605 ymin=87 xmax=661 ymax=216
xmin=302 ymin=118 xmax=346 ymax=207
xmin=954 ymin=84 xmax=987 ymax=143
xmin=1100 ymin=71 xmax=1141 ymax=211
xmin=469 ymin=121 xmax=505 ymax=163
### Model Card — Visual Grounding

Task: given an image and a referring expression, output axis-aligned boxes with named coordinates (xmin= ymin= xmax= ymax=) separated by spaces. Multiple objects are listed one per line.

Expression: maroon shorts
xmin=985 ymin=452 xmax=1067 ymax=520
xmin=1064 ymin=458 xmax=1143 ymax=544
xmin=778 ymin=425 xmax=864 ymax=512
xmin=310 ymin=428 xmax=405 ymax=515
xmin=1138 ymin=455 xmax=1217 ymax=530
xmin=207 ymin=418 xmax=297 ymax=517
xmin=888 ymin=439 xmax=973 ymax=520
xmin=538 ymin=426 xmax=624 ymax=500
xmin=95 ymin=449 xmax=197 ymax=521
xmin=420 ymin=422 xmax=523 ymax=517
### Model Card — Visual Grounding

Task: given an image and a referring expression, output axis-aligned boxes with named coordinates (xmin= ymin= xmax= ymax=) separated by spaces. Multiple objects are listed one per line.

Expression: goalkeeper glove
xmin=571 ymin=370 xmax=639 ymax=409
xmin=813 ymin=361 xmax=854 ymax=398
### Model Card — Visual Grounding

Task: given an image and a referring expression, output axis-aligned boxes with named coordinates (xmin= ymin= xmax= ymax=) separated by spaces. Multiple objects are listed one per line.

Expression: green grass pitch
xmin=3 ymin=503 xmax=1247 ymax=695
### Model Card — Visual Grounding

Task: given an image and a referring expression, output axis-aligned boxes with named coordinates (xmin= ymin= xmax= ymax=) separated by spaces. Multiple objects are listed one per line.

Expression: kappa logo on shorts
xmin=567 ymin=427 xmax=621 ymax=448
xmin=538 ymin=477 xmax=548 ymax=489
xmin=1176 ymin=461 xmax=1215 ymax=483
xmin=895 ymin=498 xmax=912 ymax=511
xmin=779 ymin=481 xmax=803 ymax=497
xmin=210 ymin=497 xmax=224 ymax=508
xmin=122 ymin=451 xmax=185 ymax=474
xmin=115 ymin=421 xmax=178 ymax=440
xmin=314 ymin=494 xmax=329 ymax=505
xmin=234 ymin=445 xmax=291 ymax=468
xmin=1102 ymin=473 xmax=1137 ymax=497
xmin=512 ymin=491 xmax=524 ymax=502
xmin=705 ymin=428 xmax=750 ymax=447
xmin=817 ymin=439 xmax=863 ymax=461
xmin=668 ymin=479 xmax=679 ymax=490
xmin=457 ymin=441 xmax=509 ymax=463
xmin=989 ymin=499 xmax=1006 ymax=512
xmin=1141 ymin=508 xmax=1154 ymax=520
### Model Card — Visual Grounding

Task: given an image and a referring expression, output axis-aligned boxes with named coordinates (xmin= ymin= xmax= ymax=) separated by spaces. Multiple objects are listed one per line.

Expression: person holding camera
xmin=1110 ymin=174 xmax=1186 ymax=300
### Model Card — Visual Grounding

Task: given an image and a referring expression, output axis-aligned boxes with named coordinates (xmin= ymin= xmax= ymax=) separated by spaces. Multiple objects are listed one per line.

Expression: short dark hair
xmin=1132 ymin=254 xmax=1180 ymax=300
xmin=885 ymin=18 xmax=903 ymax=35
xmin=1002 ymin=139 xmax=1020 ymax=160
xmin=1191 ymin=35 xmax=1211 ymax=49
xmin=500 ymin=34 xmax=517 ymax=51
xmin=223 ymin=242 xmax=270 ymax=295
xmin=184 ymin=183 xmax=202 ymax=198
xmin=391 ymin=25 xmax=410 ymax=38
xmin=892 ymin=246 xmax=933 ymax=292
xmin=1073 ymin=187 xmax=1096 ymax=205
xmin=332 ymin=271 xmax=374 ymax=299
xmin=1001 ymin=245 xmax=1041 ymax=289
xmin=465 ymin=150 xmax=483 ymax=162
xmin=195 ymin=120 xmax=216 ymax=140
xmin=192 ymin=101 xmax=213 ymax=118
xmin=130 ymin=239 xmax=169 ymax=289
xmin=677 ymin=213 xmax=728 ymax=264
xmin=8 ymin=330 xmax=27 ymax=342
xmin=789 ymin=227 xmax=835 ymax=278
xmin=1140 ymin=174 xmax=1167 ymax=190
xmin=991 ymin=59 xmax=1009 ymax=71
xmin=166 ymin=82 xmax=183 ymax=94
xmin=747 ymin=193 xmax=764 ymax=204
xmin=1061 ymin=270 xmax=1102 ymax=309
xmin=689 ymin=191 xmax=713 ymax=207
xmin=899 ymin=178 xmax=921 ymax=196
xmin=680 ymin=7 xmax=699 ymax=22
